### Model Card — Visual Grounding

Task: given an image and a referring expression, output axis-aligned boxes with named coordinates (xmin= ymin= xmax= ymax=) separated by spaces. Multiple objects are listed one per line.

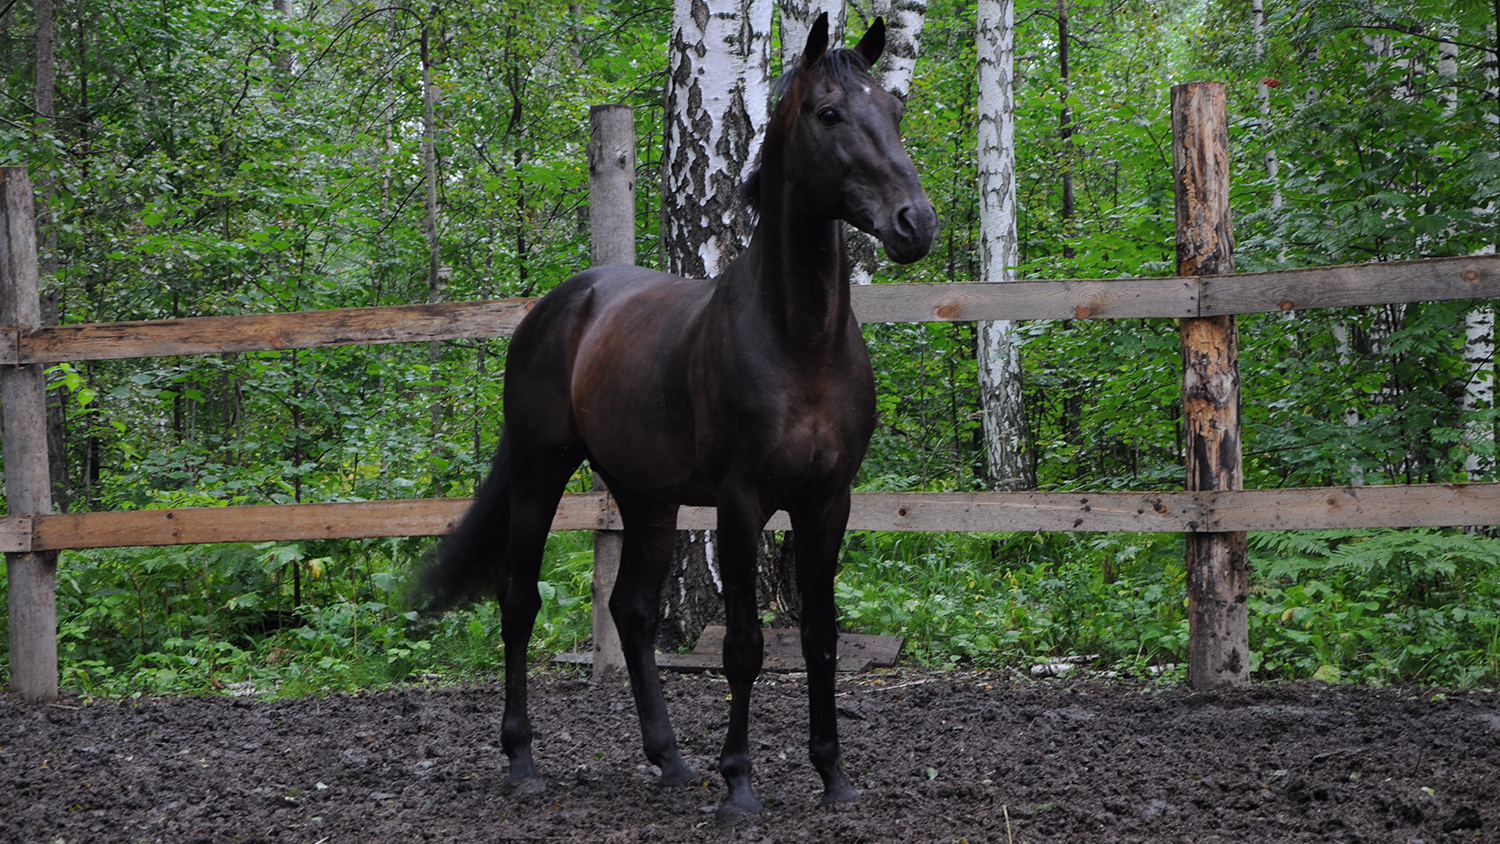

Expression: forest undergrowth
xmin=4 ymin=521 xmax=1497 ymax=700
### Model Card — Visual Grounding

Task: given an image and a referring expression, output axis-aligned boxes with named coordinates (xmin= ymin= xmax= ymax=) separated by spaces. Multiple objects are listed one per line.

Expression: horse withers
xmin=417 ymin=13 xmax=937 ymax=816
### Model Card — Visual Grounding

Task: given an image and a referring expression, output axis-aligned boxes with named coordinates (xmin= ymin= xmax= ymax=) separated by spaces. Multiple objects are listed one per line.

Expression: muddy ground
xmin=2 ymin=668 xmax=1496 ymax=843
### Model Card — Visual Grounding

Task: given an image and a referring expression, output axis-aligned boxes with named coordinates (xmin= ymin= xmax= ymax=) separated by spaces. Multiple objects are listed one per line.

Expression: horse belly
xmin=569 ymin=293 xmax=713 ymax=504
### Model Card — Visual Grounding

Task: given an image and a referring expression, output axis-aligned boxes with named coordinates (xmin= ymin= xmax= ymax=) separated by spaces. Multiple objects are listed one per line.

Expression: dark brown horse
xmin=418 ymin=14 xmax=937 ymax=815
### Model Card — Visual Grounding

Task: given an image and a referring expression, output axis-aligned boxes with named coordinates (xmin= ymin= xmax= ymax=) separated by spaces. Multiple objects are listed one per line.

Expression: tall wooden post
xmin=1 ymin=166 xmax=58 ymax=702
xmin=586 ymin=105 xmax=635 ymax=680
xmin=1172 ymin=83 xmax=1249 ymax=690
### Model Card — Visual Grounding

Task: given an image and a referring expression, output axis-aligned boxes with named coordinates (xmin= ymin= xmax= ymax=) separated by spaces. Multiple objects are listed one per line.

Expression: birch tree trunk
xmin=1252 ymin=0 xmax=1281 ymax=213
xmin=849 ymin=0 xmax=927 ymax=286
xmin=659 ymin=0 xmax=773 ymax=650
xmin=780 ymin=0 xmax=844 ymax=73
xmin=975 ymin=0 xmax=1034 ymax=489
xmin=1444 ymin=25 xmax=1496 ymax=478
xmin=660 ymin=0 xmax=772 ymax=279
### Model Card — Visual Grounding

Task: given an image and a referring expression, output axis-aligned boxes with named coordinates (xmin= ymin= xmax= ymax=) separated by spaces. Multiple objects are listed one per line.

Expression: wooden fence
xmin=4 ymin=82 xmax=1499 ymax=701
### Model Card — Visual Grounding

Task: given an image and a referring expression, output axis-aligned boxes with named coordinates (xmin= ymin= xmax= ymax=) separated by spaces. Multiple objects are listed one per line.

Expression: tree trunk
xmin=660 ymin=0 xmax=772 ymax=279
xmin=421 ymin=18 xmax=448 ymax=441
xmin=658 ymin=0 xmax=773 ymax=651
xmin=35 ymin=0 xmax=69 ymax=512
xmin=779 ymin=0 xmax=843 ymax=73
xmin=849 ymin=0 xmax=927 ymax=286
xmin=976 ymin=0 xmax=1034 ymax=490
xmin=1446 ymin=29 xmax=1497 ymax=479
xmin=1057 ymin=0 xmax=1074 ymax=259
xmin=1252 ymin=0 xmax=1281 ymax=214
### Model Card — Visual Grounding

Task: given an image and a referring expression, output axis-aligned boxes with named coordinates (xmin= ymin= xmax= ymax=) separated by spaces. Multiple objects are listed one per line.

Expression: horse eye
xmin=817 ymin=107 xmax=840 ymax=126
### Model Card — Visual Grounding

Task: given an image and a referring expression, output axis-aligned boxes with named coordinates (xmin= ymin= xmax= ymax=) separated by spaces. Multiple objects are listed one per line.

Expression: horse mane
xmin=740 ymin=47 xmax=875 ymax=215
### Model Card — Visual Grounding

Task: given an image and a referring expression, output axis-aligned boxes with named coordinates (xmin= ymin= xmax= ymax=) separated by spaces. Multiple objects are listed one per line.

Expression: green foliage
xmin=835 ymin=530 xmax=1192 ymax=671
xmin=0 ymin=531 xmax=595 ymax=698
xmin=1249 ymin=529 xmax=1500 ymax=686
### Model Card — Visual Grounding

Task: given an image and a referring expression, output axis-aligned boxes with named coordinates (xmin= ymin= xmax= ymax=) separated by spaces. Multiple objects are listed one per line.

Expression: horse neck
xmin=744 ymin=170 xmax=851 ymax=345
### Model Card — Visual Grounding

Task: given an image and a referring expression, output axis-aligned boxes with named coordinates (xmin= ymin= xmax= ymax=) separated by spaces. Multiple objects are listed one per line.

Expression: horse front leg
xmin=715 ymin=495 xmax=767 ymax=815
xmin=608 ymin=494 xmax=696 ymax=785
xmin=792 ymin=489 xmax=859 ymax=805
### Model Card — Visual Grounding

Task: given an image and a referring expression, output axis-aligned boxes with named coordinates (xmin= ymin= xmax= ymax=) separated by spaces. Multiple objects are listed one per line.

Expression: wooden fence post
xmin=1172 ymin=83 xmax=1249 ymax=690
xmin=1 ymin=166 xmax=58 ymax=702
xmin=586 ymin=104 xmax=635 ymax=680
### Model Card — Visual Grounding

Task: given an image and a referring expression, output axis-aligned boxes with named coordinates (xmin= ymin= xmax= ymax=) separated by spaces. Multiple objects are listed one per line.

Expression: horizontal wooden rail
xmin=13 ymin=482 xmax=1498 ymax=551
xmin=0 ymin=299 xmax=536 ymax=364
xmin=3 ymin=255 xmax=1495 ymax=365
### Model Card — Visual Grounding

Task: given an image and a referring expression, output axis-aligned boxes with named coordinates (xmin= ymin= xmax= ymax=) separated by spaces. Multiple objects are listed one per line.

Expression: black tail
xmin=412 ymin=434 xmax=512 ymax=611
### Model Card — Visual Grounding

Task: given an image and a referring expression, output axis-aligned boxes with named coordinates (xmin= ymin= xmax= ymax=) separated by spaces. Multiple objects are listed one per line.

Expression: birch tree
xmin=848 ymin=0 xmax=928 ymax=286
xmin=1444 ymin=24 xmax=1496 ymax=478
xmin=659 ymin=0 xmax=774 ymax=648
xmin=975 ymin=0 xmax=1033 ymax=489
xmin=660 ymin=0 xmax=773 ymax=279
xmin=780 ymin=0 xmax=844 ymax=72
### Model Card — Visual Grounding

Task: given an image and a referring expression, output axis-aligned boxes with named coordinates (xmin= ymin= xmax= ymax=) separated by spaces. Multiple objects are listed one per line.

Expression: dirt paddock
xmin=2 ymin=668 xmax=1496 ymax=843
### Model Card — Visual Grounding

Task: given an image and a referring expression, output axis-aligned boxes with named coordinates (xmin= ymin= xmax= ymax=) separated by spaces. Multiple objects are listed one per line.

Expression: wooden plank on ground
xmin=1199 ymin=254 xmax=1500 ymax=316
xmin=13 ymin=299 xmax=535 ymax=364
xmin=851 ymin=278 xmax=1199 ymax=323
xmin=0 ymin=515 xmax=31 ymax=552
xmin=694 ymin=625 xmax=903 ymax=668
xmin=555 ymin=651 xmax=873 ymax=673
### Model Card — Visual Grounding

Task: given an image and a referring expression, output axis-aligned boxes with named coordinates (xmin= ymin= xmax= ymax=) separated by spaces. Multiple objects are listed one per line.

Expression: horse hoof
xmin=658 ymin=762 xmax=699 ymax=786
xmin=716 ymin=795 xmax=765 ymax=817
xmin=820 ymin=785 xmax=859 ymax=806
xmin=502 ymin=774 xmax=547 ymax=796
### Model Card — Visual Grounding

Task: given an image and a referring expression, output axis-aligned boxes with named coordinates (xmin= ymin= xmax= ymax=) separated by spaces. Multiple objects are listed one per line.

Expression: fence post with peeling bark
xmin=1172 ymin=83 xmax=1249 ymax=691
xmin=1 ymin=166 xmax=58 ymax=702
xmin=586 ymin=105 xmax=635 ymax=680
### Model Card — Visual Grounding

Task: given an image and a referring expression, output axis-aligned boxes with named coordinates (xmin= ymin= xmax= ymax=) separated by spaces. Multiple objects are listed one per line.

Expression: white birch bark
xmin=662 ymin=0 xmax=774 ymax=278
xmin=1444 ymin=26 xmax=1496 ymax=477
xmin=660 ymin=0 xmax=774 ymax=647
xmin=849 ymin=0 xmax=927 ymax=286
xmin=1252 ymin=0 xmax=1280 ymax=213
xmin=975 ymin=0 xmax=1032 ymax=489
xmin=780 ymin=0 xmax=844 ymax=73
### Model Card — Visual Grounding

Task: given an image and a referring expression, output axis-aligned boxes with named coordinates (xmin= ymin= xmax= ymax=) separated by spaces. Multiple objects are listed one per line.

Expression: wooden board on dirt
xmin=554 ymin=651 xmax=873 ymax=673
xmin=692 ymin=625 xmax=903 ymax=668
xmin=555 ymin=625 xmax=902 ymax=674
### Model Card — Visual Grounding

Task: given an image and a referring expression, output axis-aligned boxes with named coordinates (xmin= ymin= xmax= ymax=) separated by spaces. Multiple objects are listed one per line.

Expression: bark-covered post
xmin=1 ymin=166 xmax=58 ymax=702
xmin=587 ymin=105 xmax=635 ymax=679
xmin=1172 ymin=83 xmax=1249 ymax=690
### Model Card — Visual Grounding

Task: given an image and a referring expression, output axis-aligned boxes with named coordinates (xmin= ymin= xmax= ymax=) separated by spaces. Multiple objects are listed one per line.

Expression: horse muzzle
xmin=880 ymin=201 xmax=939 ymax=265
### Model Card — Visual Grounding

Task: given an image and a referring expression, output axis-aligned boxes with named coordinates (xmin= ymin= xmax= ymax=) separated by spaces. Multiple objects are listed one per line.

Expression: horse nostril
xmin=894 ymin=205 xmax=918 ymax=239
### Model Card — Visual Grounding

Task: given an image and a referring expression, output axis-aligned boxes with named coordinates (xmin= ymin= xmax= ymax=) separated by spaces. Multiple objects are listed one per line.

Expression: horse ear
xmin=855 ymin=16 xmax=885 ymax=66
xmin=799 ymin=11 xmax=829 ymax=71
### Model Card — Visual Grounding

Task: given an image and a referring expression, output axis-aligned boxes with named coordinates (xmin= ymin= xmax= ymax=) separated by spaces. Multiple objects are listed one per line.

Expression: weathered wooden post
xmin=586 ymin=104 xmax=635 ymax=679
xmin=1172 ymin=83 xmax=1249 ymax=690
xmin=1 ymin=166 xmax=58 ymax=702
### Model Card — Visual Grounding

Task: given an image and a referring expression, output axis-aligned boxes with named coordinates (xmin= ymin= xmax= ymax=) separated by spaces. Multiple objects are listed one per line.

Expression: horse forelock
xmin=741 ymin=48 xmax=877 ymax=216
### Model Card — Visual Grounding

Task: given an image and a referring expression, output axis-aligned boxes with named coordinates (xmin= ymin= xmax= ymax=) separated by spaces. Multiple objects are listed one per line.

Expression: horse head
xmin=764 ymin=13 xmax=939 ymax=265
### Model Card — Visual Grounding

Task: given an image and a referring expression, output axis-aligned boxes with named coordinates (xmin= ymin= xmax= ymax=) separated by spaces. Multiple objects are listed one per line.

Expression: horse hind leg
xmin=497 ymin=442 xmax=585 ymax=794
xmin=608 ymin=493 xmax=696 ymax=785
